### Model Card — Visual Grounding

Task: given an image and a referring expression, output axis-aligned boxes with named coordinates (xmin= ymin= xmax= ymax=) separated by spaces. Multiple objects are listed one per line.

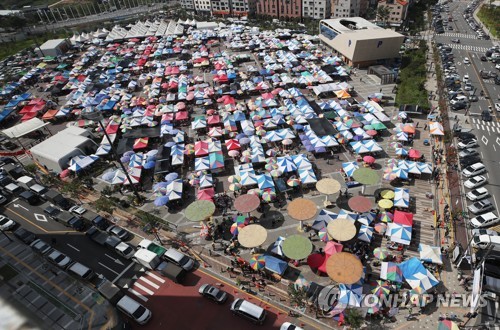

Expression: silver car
xmin=198 ymin=284 xmax=228 ymax=304
xmin=468 ymin=199 xmax=494 ymax=215
xmin=47 ymin=249 xmax=72 ymax=269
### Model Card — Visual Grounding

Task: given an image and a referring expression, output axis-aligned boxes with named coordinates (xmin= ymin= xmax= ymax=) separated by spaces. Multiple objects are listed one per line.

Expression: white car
xmin=0 ymin=215 xmax=17 ymax=231
xmin=115 ymin=242 xmax=135 ymax=259
xmin=464 ymin=57 xmax=470 ymax=64
xmin=464 ymin=83 xmax=473 ymax=91
xmin=466 ymin=187 xmax=489 ymax=201
xmin=470 ymin=212 xmax=500 ymax=228
xmin=69 ymin=205 xmax=87 ymax=215
xmin=457 ymin=139 xmax=478 ymax=149
xmin=47 ymin=249 xmax=72 ymax=269
xmin=495 ymin=103 xmax=500 ymax=112
xmin=471 ymin=228 xmax=499 ymax=237
xmin=281 ymin=322 xmax=304 ymax=330
xmin=462 ymin=163 xmax=486 ymax=177
xmin=496 ymin=63 xmax=500 ymax=70
xmin=463 ymin=74 xmax=470 ymax=82
xmin=464 ymin=175 xmax=487 ymax=189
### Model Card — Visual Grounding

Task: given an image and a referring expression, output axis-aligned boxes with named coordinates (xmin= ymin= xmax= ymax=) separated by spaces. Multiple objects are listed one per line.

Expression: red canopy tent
xmin=207 ymin=115 xmax=220 ymax=125
xmin=393 ymin=210 xmax=413 ymax=226
xmin=318 ymin=241 xmax=344 ymax=273
xmin=194 ymin=141 xmax=209 ymax=156
xmin=225 ymin=139 xmax=241 ymax=151
xmin=175 ymin=111 xmax=188 ymax=121
xmin=133 ymin=137 xmax=149 ymax=150
xmin=408 ymin=149 xmax=422 ymax=159
xmin=197 ymin=188 xmax=215 ymax=201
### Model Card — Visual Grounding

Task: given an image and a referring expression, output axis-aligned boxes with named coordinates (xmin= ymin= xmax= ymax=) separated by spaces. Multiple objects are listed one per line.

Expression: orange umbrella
xmin=403 ymin=125 xmax=416 ymax=134
xmin=325 ymin=252 xmax=363 ymax=284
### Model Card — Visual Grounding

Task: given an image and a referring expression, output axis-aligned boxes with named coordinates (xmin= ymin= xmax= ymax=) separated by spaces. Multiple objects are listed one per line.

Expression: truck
xmin=132 ymin=249 xmax=161 ymax=270
xmin=42 ymin=189 xmax=72 ymax=210
xmin=95 ymin=275 xmax=124 ymax=304
xmin=86 ymin=226 xmax=110 ymax=246
xmin=55 ymin=210 xmax=85 ymax=231
xmin=16 ymin=175 xmax=35 ymax=190
xmin=138 ymin=239 xmax=167 ymax=259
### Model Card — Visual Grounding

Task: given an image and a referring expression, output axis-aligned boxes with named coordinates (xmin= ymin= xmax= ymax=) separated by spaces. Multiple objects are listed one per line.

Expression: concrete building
xmin=318 ymin=17 xmax=404 ymax=67
xmin=331 ymin=0 xmax=361 ymax=18
xmin=377 ymin=0 xmax=409 ymax=27
xmin=211 ymin=0 xmax=255 ymax=16
xmin=180 ymin=0 xmax=195 ymax=10
xmin=302 ymin=0 xmax=331 ymax=19
xmin=35 ymin=39 xmax=71 ymax=58
xmin=194 ymin=0 xmax=212 ymax=13
xmin=255 ymin=0 xmax=302 ymax=19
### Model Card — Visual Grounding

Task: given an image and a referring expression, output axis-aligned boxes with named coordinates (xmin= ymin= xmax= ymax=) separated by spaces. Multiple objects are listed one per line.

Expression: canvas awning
xmin=2 ymin=118 xmax=49 ymax=138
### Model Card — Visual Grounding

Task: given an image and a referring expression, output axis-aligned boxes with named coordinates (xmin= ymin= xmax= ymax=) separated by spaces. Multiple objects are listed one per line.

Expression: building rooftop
xmin=320 ymin=17 xmax=404 ymax=40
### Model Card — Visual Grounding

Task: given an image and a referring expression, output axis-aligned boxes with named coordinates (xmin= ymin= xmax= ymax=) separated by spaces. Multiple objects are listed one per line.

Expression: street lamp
xmin=81 ymin=108 xmax=143 ymax=203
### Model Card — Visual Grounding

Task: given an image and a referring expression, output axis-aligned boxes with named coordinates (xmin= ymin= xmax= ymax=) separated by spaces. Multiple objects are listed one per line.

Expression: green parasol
xmin=282 ymin=235 xmax=313 ymax=260
xmin=184 ymin=200 xmax=216 ymax=222
xmin=352 ymin=168 xmax=380 ymax=186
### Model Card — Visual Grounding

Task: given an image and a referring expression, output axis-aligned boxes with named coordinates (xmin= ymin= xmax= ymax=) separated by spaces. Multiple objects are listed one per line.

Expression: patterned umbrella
xmin=249 ymin=254 xmax=266 ymax=270
xmin=228 ymin=175 xmax=241 ymax=183
xmin=230 ymin=222 xmax=245 ymax=235
xmin=438 ymin=320 xmax=460 ymax=330
xmin=228 ymin=150 xmax=240 ymax=157
xmin=234 ymin=215 xmax=250 ymax=225
xmin=247 ymin=188 xmax=262 ymax=196
xmin=270 ymin=169 xmax=283 ymax=177
xmin=294 ymin=275 xmax=310 ymax=290
xmin=287 ymin=177 xmax=301 ymax=187
xmin=371 ymin=280 xmax=391 ymax=297
xmin=265 ymin=163 xmax=279 ymax=171
xmin=374 ymin=222 xmax=387 ymax=233
xmin=261 ymin=189 xmax=276 ymax=202
xmin=373 ymin=247 xmax=389 ymax=260
xmin=229 ymin=183 xmax=242 ymax=191
xmin=389 ymin=142 xmax=403 ymax=149
xmin=318 ymin=227 xmax=330 ymax=242
xmin=266 ymin=149 xmax=277 ymax=157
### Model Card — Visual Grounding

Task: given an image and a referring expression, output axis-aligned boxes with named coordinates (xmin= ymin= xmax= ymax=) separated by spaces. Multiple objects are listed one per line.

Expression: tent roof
xmin=2 ymin=118 xmax=49 ymax=139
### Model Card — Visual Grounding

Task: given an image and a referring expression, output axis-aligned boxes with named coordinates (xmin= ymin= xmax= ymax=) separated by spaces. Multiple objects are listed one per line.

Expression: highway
xmin=434 ymin=1 xmax=500 ymax=227
xmin=1 ymin=197 xmax=140 ymax=283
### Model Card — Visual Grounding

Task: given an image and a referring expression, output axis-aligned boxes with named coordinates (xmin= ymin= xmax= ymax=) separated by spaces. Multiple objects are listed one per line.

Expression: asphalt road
xmin=433 ymin=1 xmax=500 ymax=221
xmin=1 ymin=197 xmax=139 ymax=282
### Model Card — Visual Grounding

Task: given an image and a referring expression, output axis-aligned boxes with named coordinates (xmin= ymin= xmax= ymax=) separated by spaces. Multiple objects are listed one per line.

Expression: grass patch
xmin=477 ymin=4 xmax=500 ymax=38
xmin=395 ymin=40 xmax=429 ymax=109
xmin=0 ymin=264 xmax=19 ymax=281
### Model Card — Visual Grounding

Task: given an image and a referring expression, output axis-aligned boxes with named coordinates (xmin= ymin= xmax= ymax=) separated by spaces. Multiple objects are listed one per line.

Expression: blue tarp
xmin=399 ymin=257 xmax=439 ymax=291
xmin=0 ymin=107 xmax=16 ymax=123
xmin=264 ymin=255 xmax=288 ymax=275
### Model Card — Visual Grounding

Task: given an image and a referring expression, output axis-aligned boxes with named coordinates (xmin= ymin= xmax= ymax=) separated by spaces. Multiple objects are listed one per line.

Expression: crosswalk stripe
xmin=146 ymin=271 xmax=165 ymax=283
xmin=481 ymin=125 xmax=485 ymax=130
xmin=128 ymin=288 xmax=148 ymax=302
xmin=133 ymin=282 xmax=155 ymax=295
xmin=486 ymin=126 xmax=490 ymax=132
xmin=443 ymin=43 xmax=489 ymax=53
xmin=139 ymin=277 xmax=160 ymax=289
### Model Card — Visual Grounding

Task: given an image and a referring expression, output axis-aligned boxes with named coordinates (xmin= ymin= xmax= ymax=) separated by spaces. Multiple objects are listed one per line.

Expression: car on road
xmin=198 ymin=284 xmax=228 ymax=304
xmin=13 ymin=228 xmax=36 ymax=244
xmin=496 ymin=63 xmax=500 ymax=70
xmin=495 ymin=103 xmax=500 ymax=112
xmin=470 ymin=212 xmax=500 ymax=228
xmin=451 ymin=38 xmax=460 ymax=43
xmin=43 ymin=205 xmax=61 ymax=219
xmin=115 ymin=242 xmax=135 ymax=259
xmin=47 ymin=249 xmax=72 ymax=269
xmin=451 ymin=102 xmax=467 ymax=110
xmin=462 ymin=163 xmax=486 ymax=178
xmin=0 ymin=215 xmax=16 ymax=231
xmin=30 ymin=239 xmax=52 ymax=255
xmin=456 ymin=132 xmax=476 ymax=141
xmin=281 ymin=323 xmax=304 ymax=330
xmin=116 ymin=296 xmax=152 ymax=325
xmin=466 ymin=187 xmax=489 ymax=201
xmin=230 ymin=298 xmax=267 ymax=325
xmin=107 ymin=225 xmax=131 ymax=241
xmin=459 ymin=148 xmax=479 ymax=158
xmin=463 ymin=74 xmax=469 ymax=83
xmin=457 ymin=139 xmax=478 ymax=149
xmin=468 ymin=199 xmax=495 ymax=215
xmin=464 ymin=175 xmax=487 ymax=189
xmin=464 ymin=57 xmax=470 ymax=64
xmin=69 ymin=205 xmax=87 ymax=215
xmin=464 ymin=83 xmax=473 ymax=91
xmin=472 ymin=228 xmax=499 ymax=237
xmin=461 ymin=156 xmax=481 ymax=168
xmin=480 ymin=55 xmax=487 ymax=61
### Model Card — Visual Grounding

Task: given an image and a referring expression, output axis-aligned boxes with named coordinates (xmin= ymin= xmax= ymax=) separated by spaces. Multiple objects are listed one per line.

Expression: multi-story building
xmin=377 ymin=0 xmax=408 ymax=27
xmin=211 ymin=0 xmax=255 ymax=16
xmin=194 ymin=0 xmax=212 ymax=13
xmin=255 ymin=0 xmax=302 ymax=19
xmin=180 ymin=0 xmax=195 ymax=11
xmin=302 ymin=0 xmax=331 ymax=19
xmin=330 ymin=0 xmax=367 ymax=18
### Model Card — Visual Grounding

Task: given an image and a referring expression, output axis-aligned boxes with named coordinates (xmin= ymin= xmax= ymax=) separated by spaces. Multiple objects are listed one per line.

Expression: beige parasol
xmin=327 ymin=218 xmax=357 ymax=241
xmin=238 ymin=224 xmax=268 ymax=248
xmin=325 ymin=252 xmax=364 ymax=284
xmin=316 ymin=178 xmax=342 ymax=207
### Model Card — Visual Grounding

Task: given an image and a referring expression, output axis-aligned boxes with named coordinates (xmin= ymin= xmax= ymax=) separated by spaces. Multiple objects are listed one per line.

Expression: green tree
xmin=24 ymin=163 xmax=38 ymax=175
xmin=93 ymin=197 xmax=115 ymax=214
xmin=377 ymin=5 xmax=391 ymax=26
xmin=287 ymin=284 xmax=308 ymax=309
xmin=61 ymin=180 xmax=83 ymax=204
xmin=344 ymin=308 xmax=363 ymax=329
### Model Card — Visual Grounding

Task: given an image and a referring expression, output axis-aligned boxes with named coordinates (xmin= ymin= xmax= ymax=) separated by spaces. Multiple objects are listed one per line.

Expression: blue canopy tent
xmin=399 ymin=257 xmax=439 ymax=292
xmin=264 ymin=255 xmax=288 ymax=275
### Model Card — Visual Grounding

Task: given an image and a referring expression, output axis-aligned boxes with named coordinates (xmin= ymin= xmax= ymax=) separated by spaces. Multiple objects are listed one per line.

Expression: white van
xmin=67 ymin=262 xmax=95 ymax=281
xmin=471 ymin=235 xmax=500 ymax=250
xmin=230 ymin=298 xmax=267 ymax=325
xmin=116 ymin=296 xmax=152 ymax=325
xmin=164 ymin=248 xmax=195 ymax=271
xmin=17 ymin=176 xmax=35 ymax=190
xmin=470 ymin=212 xmax=500 ymax=228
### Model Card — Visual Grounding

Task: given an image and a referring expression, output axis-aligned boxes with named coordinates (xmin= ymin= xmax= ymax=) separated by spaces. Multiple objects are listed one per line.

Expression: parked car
xmin=459 ymin=148 xmax=479 ymax=158
xmin=466 ymin=187 xmax=489 ymax=201
xmin=30 ymin=239 xmax=52 ymax=255
xmin=462 ymin=163 xmax=486 ymax=177
xmin=47 ymin=249 xmax=72 ymax=269
xmin=13 ymin=228 xmax=36 ymax=244
xmin=456 ymin=132 xmax=476 ymax=140
xmin=198 ymin=284 xmax=228 ymax=304
xmin=0 ymin=194 xmax=7 ymax=204
xmin=69 ymin=205 xmax=87 ymax=215
xmin=468 ymin=199 xmax=494 ymax=214
xmin=0 ymin=215 xmax=16 ymax=231
xmin=464 ymin=175 xmax=487 ymax=189
xmin=281 ymin=323 xmax=304 ymax=330
xmin=43 ymin=205 xmax=61 ymax=219
xmin=461 ymin=156 xmax=481 ymax=168
xmin=457 ymin=139 xmax=478 ymax=149
xmin=107 ymin=225 xmax=131 ymax=241
xmin=464 ymin=57 xmax=471 ymax=64
xmin=471 ymin=228 xmax=499 ymax=237
xmin=470 ymin=212 xmax=500 ymax=228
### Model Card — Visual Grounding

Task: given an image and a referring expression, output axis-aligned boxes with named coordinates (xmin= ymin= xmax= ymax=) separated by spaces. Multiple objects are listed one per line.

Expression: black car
xmin=469 ymin=95 xmax=478 ymax=102
xmin=0 ymin=157 xmax=16 ymax=166
xmin=44 ymin=205 xmax=61 ymax=219
xmin=480 ymin=55 xmax=487 ymax=61
xmin=461 ymin=156 xmax=481 ymax=167
xmin=457 ymin=132 xmax=476 ymax=140
xmin=451 ymin=102 xmax=467 ymax=110
xmin=13 ymin=228 xmax=36 ymax=244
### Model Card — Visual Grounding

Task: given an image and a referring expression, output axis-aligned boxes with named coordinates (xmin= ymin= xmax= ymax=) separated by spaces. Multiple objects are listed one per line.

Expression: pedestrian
xmin=360 ymin=77 xmax=363 ymax=82
xmin=379 ymin=88 xmax=382 ymax=93
xmin=51 ymin=238 xmax=57 ymax=245
xmin=415 ymin=122 xmax=419 ymax=128
xmin=424 ymin=123 xmax=428 ymax=130
xmin=212 ymin=242 xmax=216 ymax=251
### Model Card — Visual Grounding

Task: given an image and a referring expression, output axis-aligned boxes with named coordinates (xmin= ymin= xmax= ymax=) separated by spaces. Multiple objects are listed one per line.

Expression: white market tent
xmin=2 ymin=118 xmax=49 ymax=139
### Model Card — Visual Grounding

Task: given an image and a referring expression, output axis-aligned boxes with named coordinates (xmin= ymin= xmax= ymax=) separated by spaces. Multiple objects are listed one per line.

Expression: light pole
xmin=81 ymin=108 xmax=143 ymax=203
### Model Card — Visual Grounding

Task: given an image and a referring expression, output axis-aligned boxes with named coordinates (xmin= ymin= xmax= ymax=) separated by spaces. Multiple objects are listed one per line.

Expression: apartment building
xmin=211 ymin=0 xmax=255 ymax=16
xmin=331 ymin=0 xmax=369 ymax=18
xmin=194 ymin=0 xmax=212 ymax=13
xmin=180 ymin=0 xmax=195 ymax=10
xmin=302 ymin=0 xmax=331 ymax=19
xmin=377 ymin=0 xmax=408 ymax=26
xmin=255 ymin=0 xmax=302 ymax=19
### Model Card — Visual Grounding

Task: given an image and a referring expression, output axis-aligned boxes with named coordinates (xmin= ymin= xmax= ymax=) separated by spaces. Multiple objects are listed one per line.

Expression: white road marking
xmin=133 ymin=282 xmax=154 ymax=295
xmin=146 ymin=271 xmax=165 ymax=283
xmin=493 ymin=195 xmax=499 ymax=216
xmin=98 ymin=262 xmax=120 ymax=275
xmin=5 ymin=198 xmax=19 ymax=207
xmin=128 ymin=288 xmax=148 ymax=302
xmin=139 ymin=277 xmax=160 ymax=289
xmin=67 ymin=244 xmax=80 ymax=252
xmin=481 ymin=125 xmax=485 ymax=130
xmin=112 ymin=261 xmax=135 ymax=284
